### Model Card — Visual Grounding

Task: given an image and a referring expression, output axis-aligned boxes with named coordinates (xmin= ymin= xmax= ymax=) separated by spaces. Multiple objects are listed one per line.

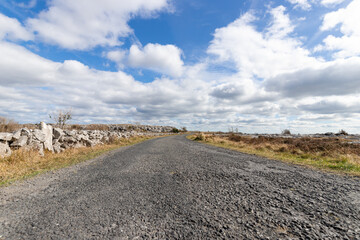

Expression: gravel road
xmin=1 ymin=135 xmax=360 ymax=239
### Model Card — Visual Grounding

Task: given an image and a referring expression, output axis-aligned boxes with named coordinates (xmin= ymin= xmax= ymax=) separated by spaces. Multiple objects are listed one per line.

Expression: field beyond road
xmin=1 ymin=135 xmax=359 ymax=239
xmin=189 ymin=133 xmax=360 ymax=176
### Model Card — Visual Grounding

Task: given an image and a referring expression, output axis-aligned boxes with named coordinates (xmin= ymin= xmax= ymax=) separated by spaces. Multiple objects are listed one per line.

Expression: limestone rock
xmin=20 ymin=128 xmax=31 ymax=136
xmin=62 ymin=136 xmax=77 ymax=143
xmin=33 ymin=129 xmax=46 ymax=142
xmin=53 ymin=128 xmax=64 ymax=139
xmin=53 ymin=142 xmax=63 ymax=153
xmin=11 ymin=130 xmax=21 ymax=141
xmin=26 ymin=140 xmax=44 ymax=156
xmin=40 ymin=122 xmax=53 ymax=152
xmin=0 ymin=132 xmax=13 ymax=142
xmin=0 ymin=142 xmax=11 ymax=158
xmin=10 ymin=136 xmax=28 ymax=148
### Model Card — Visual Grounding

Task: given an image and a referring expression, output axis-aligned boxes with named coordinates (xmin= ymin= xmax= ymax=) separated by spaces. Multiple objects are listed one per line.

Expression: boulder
xmin=53 ymin=128 xmax=64 ymax=139
xmin=40 ymin=122 xmax=53 ymax=152
xmin=20 ymin=128 xmax=31 ymax=136
xmin=53 ymin=142 xmax=63 ymax=153
xmin=10 ymin=136 xmax=28 ymax=148
xmin=0 ymin=142 xmax=11 ymax=158
xmin=62 ymin=136 xmax=77 ymax=143
xmin=11 ymin=130 xmax=21 ymax=141
xmin=25 ymin=140 xmax=44 ymax=156
xmin=33 ymin=129 xmax=46 ymax=142
xmin=0 ymin=132 xmax=13 ymax=142
xmin=64 ymin=130 xmax=77 ymax=137
xmin=84 ymin=139 xmax=96 ymax=147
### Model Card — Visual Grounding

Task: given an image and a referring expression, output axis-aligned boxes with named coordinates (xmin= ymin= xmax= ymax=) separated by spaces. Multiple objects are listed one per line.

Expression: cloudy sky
xmin=0 ymin=0 xmax=359 ymax=133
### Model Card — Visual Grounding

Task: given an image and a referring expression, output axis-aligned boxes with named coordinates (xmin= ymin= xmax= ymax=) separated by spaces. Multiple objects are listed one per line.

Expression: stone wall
xmin=0 ymin=122 xmax=175 ymax=158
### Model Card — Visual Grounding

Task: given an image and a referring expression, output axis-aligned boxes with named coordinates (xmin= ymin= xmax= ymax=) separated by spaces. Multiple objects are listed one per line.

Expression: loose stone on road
xmin=1 ymin=135 xmax=359 ymax=239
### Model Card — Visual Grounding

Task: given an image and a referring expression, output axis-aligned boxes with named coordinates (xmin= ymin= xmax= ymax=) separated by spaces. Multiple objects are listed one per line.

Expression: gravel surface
xmin=1 ymin=135 xmax=359 ymax=239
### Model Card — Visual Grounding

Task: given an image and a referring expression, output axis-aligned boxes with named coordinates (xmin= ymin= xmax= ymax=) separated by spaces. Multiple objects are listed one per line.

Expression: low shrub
xmin=282 ymin=129 xmax=291 ymax=135
xmin=194 ymin=133 xmax=205 ymax=141
xmin=171 ymin=128 xmax=180 ymax=133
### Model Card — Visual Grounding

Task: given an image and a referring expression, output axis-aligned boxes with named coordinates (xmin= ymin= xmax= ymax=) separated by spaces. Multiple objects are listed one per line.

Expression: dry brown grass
xmin=0 ymin=117 xmax=20 ymax=132
xmin=189 ymin=133 xmax=360 ymax=176
xmin=0 ymin=135 xmax=158 ymax=186
xmin=0 ymin=116 xmax=38 ymax=132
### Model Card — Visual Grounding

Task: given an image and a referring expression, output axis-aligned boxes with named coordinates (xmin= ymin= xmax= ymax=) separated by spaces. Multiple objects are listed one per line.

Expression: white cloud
xmin=286 ymin=0 xmax=312 ymax=10
xmin=106 ymin=50 xmax=127 ymax=69
xmin=0 ymin=13 xmax=33 ymax=41
xmin=27 ymin=0 xmax=170 ymax=50
xmin=207 ymin=6 xmax=319 ymax=79
xmin=127 ymin=43 xmax=184 ymax=77
xmin=318 ymin=0 xmax=360 ymax=58
xmin=265 ymin=57 xmax=360 ymax=97
xmin=321 ymin=0 xmax=346 ymax=7
xmin=0 ymin=41 xmax=58 ymax=85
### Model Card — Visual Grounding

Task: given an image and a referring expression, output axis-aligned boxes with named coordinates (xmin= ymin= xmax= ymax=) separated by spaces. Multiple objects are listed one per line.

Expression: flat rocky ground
xmin=0 ymin=135 xmax=359 ymax=239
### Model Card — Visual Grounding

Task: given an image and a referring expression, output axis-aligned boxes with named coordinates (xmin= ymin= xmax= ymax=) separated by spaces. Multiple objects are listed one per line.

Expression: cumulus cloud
xmin=127 ymin=43 xmax=184 ymax=77
xmin=0 ymin=40 xmax=209 ymax=125
xmin=0 ymin=13 xmax=33 ymax=41
xmin=317 ymin=0 xmax=360 ymax=58
xmin=299 ymin=98 xmax=360 ymax=114
xmin=265 ymin=57 xmax=360 ymax=97
xmin=0 ymin=41 xmax=58 ymax=85
xmin=207 ymin=6 xmax=319 ymax=79
xmin=286 ymin=0 xmax=312 ymax=10
xmin=27 ymin=0 xmax=170 ymax=50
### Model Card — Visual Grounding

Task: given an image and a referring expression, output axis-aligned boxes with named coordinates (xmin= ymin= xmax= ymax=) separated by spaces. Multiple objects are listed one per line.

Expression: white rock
xmin=11 ymin=130 xmax=21 ymax=141
xmin=0 ymin=142 xmax=11 ymax=158
xmin=53 ymin=142 xmax=63 ymax=153
xmin=33 ymin=129 xmax=46 ymax=142
xmin=25 ymin=140 xmax=44 ymax=156
xmin=40 ymin=122 xmax=53 ymax=152
xmin=20 ymin=128 xmax=31 ymax=136
xmin=10 ymin=136 xmax=28 ymax=148
xmin=0 ymin=132 xmax=13 ymax=141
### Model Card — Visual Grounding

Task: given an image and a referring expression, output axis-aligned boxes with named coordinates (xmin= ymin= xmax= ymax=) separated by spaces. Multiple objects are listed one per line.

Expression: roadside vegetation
xmin=0 ymin=135 xmax=158 ymax=186
xmin=188 ymin=133 xmax=360 ymax=176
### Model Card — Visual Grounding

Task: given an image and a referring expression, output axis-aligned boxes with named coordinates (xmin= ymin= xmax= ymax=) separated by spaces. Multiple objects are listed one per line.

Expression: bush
xmin=49 ymin=109 xmax=72 ymax=129
xmin=171 ymin=128 xmax=180 ymax=133
xmin=338 ymin=129 xmax=348 ymax=135
xmin=282 ymin=129 xmax=291 ymax=135
xmin=228 ymin=133 xmax=242 ymax=142
xmin=194 ymin=133 xmax=205 ymax=141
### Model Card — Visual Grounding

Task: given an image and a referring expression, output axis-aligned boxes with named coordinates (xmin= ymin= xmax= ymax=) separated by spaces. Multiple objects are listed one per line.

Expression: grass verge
xmin=0 ymin=135 xmax=160 ymax=187
xmin=188 ymin=133 xmax=360 ymax=176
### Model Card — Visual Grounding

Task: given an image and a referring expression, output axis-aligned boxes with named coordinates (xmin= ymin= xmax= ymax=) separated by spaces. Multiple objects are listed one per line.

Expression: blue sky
xmin=0 ymin=0 xmax=359 ymax=133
